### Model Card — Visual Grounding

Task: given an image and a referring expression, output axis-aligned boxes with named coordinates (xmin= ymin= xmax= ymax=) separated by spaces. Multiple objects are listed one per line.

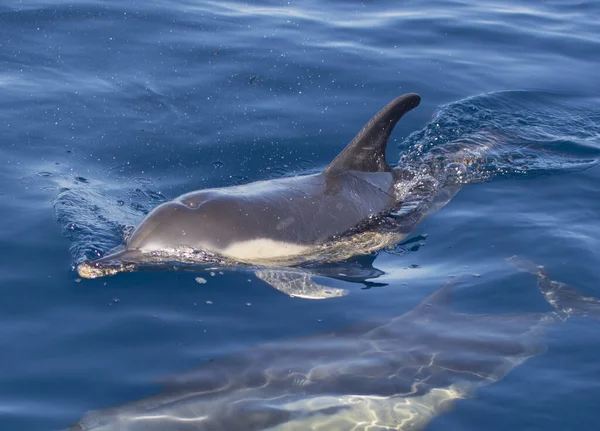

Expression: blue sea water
xmin=1 ymin=0 xmax=600 ymax=430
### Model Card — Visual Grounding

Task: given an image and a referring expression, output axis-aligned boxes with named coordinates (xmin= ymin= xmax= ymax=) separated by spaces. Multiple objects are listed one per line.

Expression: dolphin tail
xmin=507 ymin=256 xmax=600 ymax=320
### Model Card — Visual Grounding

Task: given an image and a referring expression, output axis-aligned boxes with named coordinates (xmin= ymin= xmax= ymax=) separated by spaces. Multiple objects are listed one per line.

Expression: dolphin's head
xmin=76 ymin=201 xmax=215 ymax=279
xmin=126 ymin=201 xmax=203 ymax=252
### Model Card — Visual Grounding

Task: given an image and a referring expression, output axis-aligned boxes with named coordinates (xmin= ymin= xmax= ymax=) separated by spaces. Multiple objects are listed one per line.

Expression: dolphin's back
xmin=126 ymin=171 xmax=396 ymax=260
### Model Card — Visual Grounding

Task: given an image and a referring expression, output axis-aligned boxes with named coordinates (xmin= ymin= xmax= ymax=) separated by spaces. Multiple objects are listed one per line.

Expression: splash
xmin=52 ymin=174 xmax=168 ymax=266
xmin=400 ymin=90 xmax=599 ymax=185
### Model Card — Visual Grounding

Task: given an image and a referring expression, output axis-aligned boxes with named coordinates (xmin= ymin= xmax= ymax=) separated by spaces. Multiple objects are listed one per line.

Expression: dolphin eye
xmin=182 ymin=200 xmax=197 ymax=209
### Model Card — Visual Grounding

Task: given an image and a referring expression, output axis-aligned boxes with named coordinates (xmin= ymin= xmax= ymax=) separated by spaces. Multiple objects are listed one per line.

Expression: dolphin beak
xmin=77 ymin=248 xmax=141 ymax=279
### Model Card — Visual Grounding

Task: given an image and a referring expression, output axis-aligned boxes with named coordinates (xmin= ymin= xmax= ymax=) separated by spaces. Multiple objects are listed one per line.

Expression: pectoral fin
xmin=255 ymin=270 xmax=349 ymax=300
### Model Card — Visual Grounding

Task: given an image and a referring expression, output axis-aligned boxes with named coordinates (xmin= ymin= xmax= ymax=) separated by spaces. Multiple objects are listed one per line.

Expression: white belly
xmin=220 ymin=238 xmax=310 ymax=262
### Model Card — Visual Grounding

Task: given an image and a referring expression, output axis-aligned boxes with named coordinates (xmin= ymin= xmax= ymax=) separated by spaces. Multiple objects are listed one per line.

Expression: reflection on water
xmin=65 ymin=258 xmax=600 ymax=431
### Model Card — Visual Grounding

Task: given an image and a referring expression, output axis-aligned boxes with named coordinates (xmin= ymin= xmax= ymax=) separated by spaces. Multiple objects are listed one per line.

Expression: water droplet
xmin=195 ymin=277 xmax=207 ymax=284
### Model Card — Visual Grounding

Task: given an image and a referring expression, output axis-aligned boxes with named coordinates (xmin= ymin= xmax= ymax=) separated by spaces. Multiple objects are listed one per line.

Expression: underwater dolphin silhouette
xmin=77 ymin=93 xmax=462 ymax=296
xmin=62 ymin=258 xmax=600 ymax=431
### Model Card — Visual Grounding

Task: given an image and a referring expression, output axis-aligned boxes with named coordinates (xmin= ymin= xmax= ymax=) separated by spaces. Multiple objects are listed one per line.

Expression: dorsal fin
xmin=403 ymin=278 xmax=459 ymax=319
xmin=417 ymin=279 xmax=456 ymax=310
xmin=324 ymin=93 xmax=421 ymax=174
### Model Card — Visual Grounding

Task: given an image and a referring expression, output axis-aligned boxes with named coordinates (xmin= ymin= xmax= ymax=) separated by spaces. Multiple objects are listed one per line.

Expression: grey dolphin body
xmin=62 ymin=259 xmax=600 ymax=431
xmin=78 ymin=94 xmax=445 ymax=285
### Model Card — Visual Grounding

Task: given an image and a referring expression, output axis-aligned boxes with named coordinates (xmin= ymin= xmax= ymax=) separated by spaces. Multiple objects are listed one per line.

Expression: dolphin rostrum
xmin=76 ymin=94 xmax=466 ymax=297
xmin=61 ymin=258 xmax=600 ymax=431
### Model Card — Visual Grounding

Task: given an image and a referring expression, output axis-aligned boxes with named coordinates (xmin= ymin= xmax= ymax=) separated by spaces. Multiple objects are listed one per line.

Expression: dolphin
xmin=77 ymin=93 xmax=463 ymax=293
xmin=61 ymin=258 xmax=600 ymax=431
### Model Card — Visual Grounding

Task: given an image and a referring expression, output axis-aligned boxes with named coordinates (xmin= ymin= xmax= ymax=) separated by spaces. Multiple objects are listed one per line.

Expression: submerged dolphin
xmin=62 ymin=258 xmax=600 ymax=431
xmin=78 ymin=93 xmax=455 ymax=289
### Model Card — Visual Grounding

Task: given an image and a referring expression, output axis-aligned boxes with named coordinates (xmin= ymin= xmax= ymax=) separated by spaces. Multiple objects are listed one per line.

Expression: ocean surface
xmin=1 ymin=1 xmax=600 ymax=430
